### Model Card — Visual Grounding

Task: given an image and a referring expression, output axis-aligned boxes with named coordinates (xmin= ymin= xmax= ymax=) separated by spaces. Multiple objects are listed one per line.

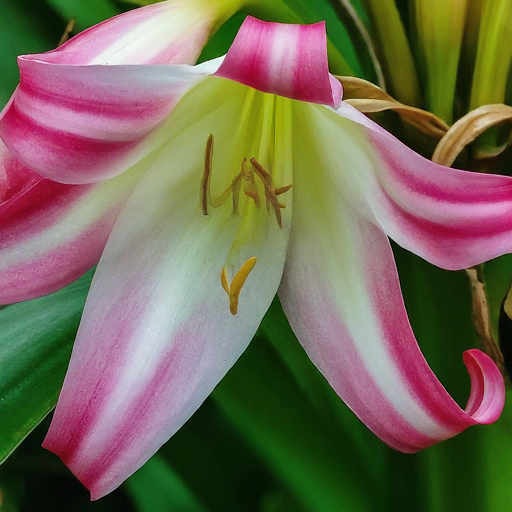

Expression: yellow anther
xmin=220 ymin=257 xmax=258 ymax=315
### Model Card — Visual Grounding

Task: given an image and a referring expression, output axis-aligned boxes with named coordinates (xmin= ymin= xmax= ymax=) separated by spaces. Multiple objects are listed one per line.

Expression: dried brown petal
xmin=465 ymin=266 xmax=505 ymax=375
xmin=432 ymin=104 xmax=512 ymax=166
xmin=337 ymin=76 xmax=449 ymax=139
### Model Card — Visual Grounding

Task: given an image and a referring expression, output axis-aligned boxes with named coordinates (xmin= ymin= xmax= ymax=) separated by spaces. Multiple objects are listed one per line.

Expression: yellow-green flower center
xmin=198 ymin=88 xmax=294 ymax=314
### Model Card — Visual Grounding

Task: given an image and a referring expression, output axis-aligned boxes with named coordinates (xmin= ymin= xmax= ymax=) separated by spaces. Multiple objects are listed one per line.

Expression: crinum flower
xmin=1 ymin=7 xmax=510 ymax=499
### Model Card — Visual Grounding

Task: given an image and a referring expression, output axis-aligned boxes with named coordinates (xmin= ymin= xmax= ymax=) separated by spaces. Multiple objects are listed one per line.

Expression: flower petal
xmin=297 ymin=101 xmax=512 ymax=270
xmin=31 ymin=0 xmax=229 ymax=66
xmin=43 ymin=78 xmax=293 ymax=499
xmin=0 ymin=140 xmax=148 ymax=305
xmin=215 ymin=16 xmax=342 ymax=107
xmin=0 ymin=60 xmax=220 ymax=184
xmin=279 ymin=128 xmax=505 ymax=451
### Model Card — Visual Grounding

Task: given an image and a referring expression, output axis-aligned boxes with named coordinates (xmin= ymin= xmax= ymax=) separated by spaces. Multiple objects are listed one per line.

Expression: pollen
xmin=221 ymin=257 xmax=258 ymax=315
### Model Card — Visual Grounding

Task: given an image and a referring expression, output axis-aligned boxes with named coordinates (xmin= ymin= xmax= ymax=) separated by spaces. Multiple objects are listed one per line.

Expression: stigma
xmin=221 ymin=257 xmax=258 ymax=315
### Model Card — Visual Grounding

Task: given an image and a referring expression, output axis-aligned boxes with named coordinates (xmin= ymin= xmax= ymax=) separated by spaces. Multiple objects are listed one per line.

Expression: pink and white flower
xmin=1 ymin=6 xmax=510 ymax=500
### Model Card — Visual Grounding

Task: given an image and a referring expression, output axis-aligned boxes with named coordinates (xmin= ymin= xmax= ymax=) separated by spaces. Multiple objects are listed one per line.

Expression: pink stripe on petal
xmin=368 ymin=133 xmax=512 ymax=269
xmin=1 ymin=103 xmax=141 ymax=184
xmin=47 ymin=310 xmax=210 ymax=498
xmin=333 ymin=102 xmax=512 ymax=270
xmin=43 ymin=281 xmax=148 ymax=468
xmin=0 ymin=141 xmax=145 ymax=304
xmin=364 ymin=248 xmax=504 ymax=432
xmin=43 ymin=109 xmax=291 ymax=498
xmin=215 ymin=16 xmax=341 ymax=107
xmin=463 ymin=349 xmax=504 ymax=423
xmin=280 ymin=135 xmax=504 ymax=453
xmin=1 ymin=217 xmax=109 ymax=304
xmin=0 ymin=61 xmax=211 ymax=183
xmin=0 ymin=146 xmax=42 ymax=205
xmin=32 ymin=1 xmax=214 ymax=66
xmin=300 ymin=301 xmax=439 ymax=452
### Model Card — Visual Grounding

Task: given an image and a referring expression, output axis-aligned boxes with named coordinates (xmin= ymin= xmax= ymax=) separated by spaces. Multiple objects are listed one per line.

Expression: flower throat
xmin=200 ymin=130 xmax=292 ymax=315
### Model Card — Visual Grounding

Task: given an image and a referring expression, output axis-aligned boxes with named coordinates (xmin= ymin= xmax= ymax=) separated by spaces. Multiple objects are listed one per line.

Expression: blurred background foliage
xmin=2 ymin=0 xmax=512 ymax=511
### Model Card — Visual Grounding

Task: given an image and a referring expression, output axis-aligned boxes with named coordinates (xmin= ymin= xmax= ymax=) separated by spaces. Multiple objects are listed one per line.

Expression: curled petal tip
xmin=463 ymin=349 xmax=505 ymax=424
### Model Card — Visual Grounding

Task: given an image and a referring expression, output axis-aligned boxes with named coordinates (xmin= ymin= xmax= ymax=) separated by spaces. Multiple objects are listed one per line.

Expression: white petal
xmin=44 ymin=78 xmax=293 ymax=499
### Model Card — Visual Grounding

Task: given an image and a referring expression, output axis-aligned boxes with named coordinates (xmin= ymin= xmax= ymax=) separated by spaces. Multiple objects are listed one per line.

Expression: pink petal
xmin=215 ymin=16 xmax=342 ymax=107
xmin=0 ymin=140 xmax=147 ymax=304
xmin=279 ymin=130 xmax=505 ymax=453
xmin=335 ymin=102 xmax=512 ymax=270
xmin=0 ymin=61 xmax=218 ymax=184
xmin=33 ymin=0 xmax=217 ymax=66
xmin=297 ymin=102 xmax=512 ymax=270
xmin=43 ymin=81 xmax=292 ymax=499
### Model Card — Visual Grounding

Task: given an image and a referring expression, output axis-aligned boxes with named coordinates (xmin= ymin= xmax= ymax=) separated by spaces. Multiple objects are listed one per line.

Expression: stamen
xmin=200 ymin=134 xmax=214 ymax=215
xmin=220 ymin=267 xmax=230 ymax=295
xmin=200 ymin=138 xmax=291 ymax=224
xmin=201 ymin=135 xmax=242 ymax=213
xmin=212 ymin=179 xmax=237 ymax=209
xmin=250 ymin=158 xmax=292 ymax=228
xmin=221 ymin=257 xmax=258 ymax=315
xmin=242 ymin=159 xmax=261 ymax=207
xmin=231 ymin=174 xmax=242 ymax=215
xmin=250 ymin=158 xmax=273 ymax=187
xmin=275 ymin=184 xmax=293 ymax=196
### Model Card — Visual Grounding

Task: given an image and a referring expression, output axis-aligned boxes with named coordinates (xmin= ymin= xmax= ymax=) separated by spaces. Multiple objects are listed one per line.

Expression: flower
xmin=1 ymin=8 xmax=512 ymax=500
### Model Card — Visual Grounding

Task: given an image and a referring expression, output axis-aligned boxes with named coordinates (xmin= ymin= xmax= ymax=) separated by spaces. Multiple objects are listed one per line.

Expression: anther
xmin=221 ymin=257 xmax=258 ymax=315
xmin=275 ymin=184 xmax=293 ymax=196
xmin=250 ymin=158 xmax=292 ymax=228
xmin=200 ymin=134 xmax=214 ymax=215
xmin=242 ymin=159 xmax=261 ymax=207
xmin=201 ymin=135 xmax=241 ymax=213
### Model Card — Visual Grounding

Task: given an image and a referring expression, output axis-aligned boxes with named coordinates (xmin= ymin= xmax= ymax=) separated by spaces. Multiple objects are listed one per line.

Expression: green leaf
xmin=0 ymin=0 xmax=64 ymax=106
xmin=160 ymin=397 xmax=292 ymax=512
xmin=481 ymin=391 xmax=512 ymax=512
xmin=259 ymin=298 xmax=387 ymax=484
xmin=44 ymin=0 xmax=121 ymax=30
xmin=411 ymin=0 xmax=469 ymax=123
xmin=326 ymin=0 xmax=385 ymax=87
xmin=212 ymin=335 xmax=378 ymax=512
xmin=0 ymin=470 xmax=24 ymax=512
xmin=0 ymin=270 xmax=93 ymax=464
xmin=124 ymin=454 xmax=209 ymax=512
xmin=470 ymin=0 xmax=512 ymax=109
xmin=393 ymin=244 xmax=489 ymax=512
